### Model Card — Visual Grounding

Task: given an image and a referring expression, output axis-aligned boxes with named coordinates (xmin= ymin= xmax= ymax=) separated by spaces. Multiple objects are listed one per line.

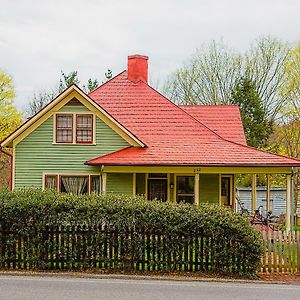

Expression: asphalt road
xmin=0 ymin=275 xmax=300 ymax=300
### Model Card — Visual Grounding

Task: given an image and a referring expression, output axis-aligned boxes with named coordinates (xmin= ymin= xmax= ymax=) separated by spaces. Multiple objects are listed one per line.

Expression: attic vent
xmin=66 ymin=98 xmax=84 ymax=106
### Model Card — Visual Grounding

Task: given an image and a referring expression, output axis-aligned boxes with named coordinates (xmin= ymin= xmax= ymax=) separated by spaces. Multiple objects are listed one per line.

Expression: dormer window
xmin=55 ymin=113 xmax=94 ymax=144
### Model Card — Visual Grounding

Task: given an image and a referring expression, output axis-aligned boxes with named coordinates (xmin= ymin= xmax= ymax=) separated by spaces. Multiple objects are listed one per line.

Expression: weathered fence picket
xmin=259 ymin=229 xmax=300 ymax=273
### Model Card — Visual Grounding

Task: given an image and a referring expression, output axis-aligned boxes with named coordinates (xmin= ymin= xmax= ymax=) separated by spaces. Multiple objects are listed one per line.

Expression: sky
xmin=0 ymin=0 xmax=300 ymax=111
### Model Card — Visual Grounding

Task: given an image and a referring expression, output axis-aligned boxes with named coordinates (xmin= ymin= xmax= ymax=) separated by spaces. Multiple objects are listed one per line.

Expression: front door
xmin=148 ymin=179 xmax=167 ymax=202
xmin=221 ymin=176 xmax=232 ymax=207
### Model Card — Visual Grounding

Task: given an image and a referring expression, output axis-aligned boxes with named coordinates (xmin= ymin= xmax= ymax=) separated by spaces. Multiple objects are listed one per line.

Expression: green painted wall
xmin=59 ymin=105 xmax=90 ymax=112
xmin=15 ymin=105 xmax=129 ymax=188
xmin=199 ymin=174 xmax=219 ymax=204
xmin=106 ymin=173 xmax=133 ymax=195
xmin=136 ymin=173 xmax=145 ymax=195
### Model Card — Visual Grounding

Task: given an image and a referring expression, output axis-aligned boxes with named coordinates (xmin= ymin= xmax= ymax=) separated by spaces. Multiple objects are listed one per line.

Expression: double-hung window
xmin=76 ymin=114 xmax=93 ymax=143
xmin=55 ymin=114 xmax=93 ymax=144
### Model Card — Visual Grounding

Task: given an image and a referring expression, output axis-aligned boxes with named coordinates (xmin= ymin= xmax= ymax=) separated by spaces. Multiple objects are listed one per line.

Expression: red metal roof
xmin=87 ymin=71 xmax=300 ymax=167
xmin=180 ymin=105 xmax=247 ymax=145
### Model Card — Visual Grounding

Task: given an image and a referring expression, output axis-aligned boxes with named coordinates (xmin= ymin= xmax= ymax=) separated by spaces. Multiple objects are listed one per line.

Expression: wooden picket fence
xmin=260 ymin=229 xmax=300 ymax=273
xmin=1 ymin=224 xmax=300 ymax=274
xmin=0 ymin=224 xmax=252 ymax=274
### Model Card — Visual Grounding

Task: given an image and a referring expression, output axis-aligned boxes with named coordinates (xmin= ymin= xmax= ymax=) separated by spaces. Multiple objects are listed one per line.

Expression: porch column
xmin=194 ymin=174 xmax=200 ymax=205
xmin=286 ymin=174 xmax=291 ymax=232
xmin=102 ymin=173 xmax=107 ymax=194
xmin=132 ymin=173 xmax=136 ymax=195
xmin=266 ymin=174 xmax=271 ymax=216
xmin=251 ymin=174 xmax=257 ymax=213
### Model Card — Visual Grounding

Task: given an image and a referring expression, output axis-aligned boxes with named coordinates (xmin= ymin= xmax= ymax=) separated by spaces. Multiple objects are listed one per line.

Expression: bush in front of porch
xmin=0 ymin=188 xmax=263 ymax=276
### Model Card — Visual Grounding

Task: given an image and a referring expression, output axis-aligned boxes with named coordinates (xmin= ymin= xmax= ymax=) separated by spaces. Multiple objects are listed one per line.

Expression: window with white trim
xmin=56 ymin=115 xmax=73 ymax=143
xmin=55 ymin=113 xmax=94 ymax=144
xmin=76 ymin=114 xmax=93 ymax=143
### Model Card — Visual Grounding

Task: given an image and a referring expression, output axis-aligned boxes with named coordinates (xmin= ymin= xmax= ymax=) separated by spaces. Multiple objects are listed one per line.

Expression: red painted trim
xmin=44 ymin=174 xmax=58 ymax=191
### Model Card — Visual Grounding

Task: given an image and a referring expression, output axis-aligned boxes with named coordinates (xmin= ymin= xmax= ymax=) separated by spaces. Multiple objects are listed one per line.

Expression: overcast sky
xmin=1 ymin=0 xmax=300 ymax=110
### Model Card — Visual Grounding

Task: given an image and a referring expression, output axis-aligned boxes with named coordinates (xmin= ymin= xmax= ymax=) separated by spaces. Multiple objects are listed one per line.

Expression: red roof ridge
xmin=89 ymin=70 xmax=127 ymax=96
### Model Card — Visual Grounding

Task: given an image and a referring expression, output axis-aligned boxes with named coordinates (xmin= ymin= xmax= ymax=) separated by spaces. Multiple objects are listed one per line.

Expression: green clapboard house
xmin=1 ymin=55 xmax=300 ymax=229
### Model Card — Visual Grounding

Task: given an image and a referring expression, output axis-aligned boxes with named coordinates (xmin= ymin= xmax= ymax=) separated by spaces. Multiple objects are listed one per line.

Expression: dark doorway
xmin=148 ymin=179 xmax=167 ymax=202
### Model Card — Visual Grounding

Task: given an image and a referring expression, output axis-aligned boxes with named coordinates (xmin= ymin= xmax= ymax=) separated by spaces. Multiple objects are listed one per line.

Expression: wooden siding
xmin=58 ymin=105 xmax=90 ymax=112
xmin=106 ymin=173 xmax=133 ymax=195
xmin=199 ymin=174 xmax=219 ymax=204
xmin=136 ymin=173 xmax=145 ymax=195
xmin=15 ymin=108 xmax=129 ymax=188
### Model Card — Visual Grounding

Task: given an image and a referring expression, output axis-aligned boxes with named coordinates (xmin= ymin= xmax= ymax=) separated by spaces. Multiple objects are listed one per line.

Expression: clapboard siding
xmin=237 ymin=187 xmax=300 ymax=215
xmin=15 ymin=107 xmax=129 ymax=188
xmin=199 ymin=174 xmax=219 ymax=204
xmin=106 ymin=173 xmax=133 ymax=195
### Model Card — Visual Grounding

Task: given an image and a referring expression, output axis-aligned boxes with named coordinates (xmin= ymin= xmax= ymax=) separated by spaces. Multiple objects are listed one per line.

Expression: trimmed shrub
xmin=0 ymin=188 xmax=263 ymax=275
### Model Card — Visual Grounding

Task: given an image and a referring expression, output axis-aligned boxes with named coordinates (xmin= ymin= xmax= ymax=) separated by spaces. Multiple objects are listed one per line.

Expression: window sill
xmin=52 ymin=142 xmax=96 ymax=146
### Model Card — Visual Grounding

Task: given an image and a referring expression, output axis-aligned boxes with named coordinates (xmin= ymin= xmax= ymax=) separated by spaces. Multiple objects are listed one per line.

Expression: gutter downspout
xmin=0 ymin=147 xmax=13 ymax=191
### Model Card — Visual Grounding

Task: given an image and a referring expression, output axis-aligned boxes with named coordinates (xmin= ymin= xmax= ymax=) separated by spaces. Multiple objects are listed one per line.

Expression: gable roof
xmin=0 ymin=84 xmax=145 ymax=148
xmin=86 ymin=71 xmax=300 ymax=167
xmin=179 ymin=105 xmax=247 ymax=145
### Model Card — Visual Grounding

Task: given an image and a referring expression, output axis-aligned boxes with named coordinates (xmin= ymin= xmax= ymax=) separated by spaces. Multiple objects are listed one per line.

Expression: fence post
xmin=297 ymin=231 xmax=300 ymax=274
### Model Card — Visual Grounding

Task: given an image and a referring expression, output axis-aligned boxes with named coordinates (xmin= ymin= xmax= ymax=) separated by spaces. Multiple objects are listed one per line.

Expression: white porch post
xmin=251 ymin=174 xmax=257 ymax=213
xmin=286 ymin=174 xmax=292 ymax=232
xmin=266 ymin=174 xmax=271 ymax=215
xmin=194 ymin=174 xmax=200 ymax=205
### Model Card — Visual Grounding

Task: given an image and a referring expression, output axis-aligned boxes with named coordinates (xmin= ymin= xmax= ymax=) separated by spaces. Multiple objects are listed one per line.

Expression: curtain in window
xmin=45 ymin=175 xmax=57 ymax=189
xmin=61 ymin=176 xmax=88 ymax=195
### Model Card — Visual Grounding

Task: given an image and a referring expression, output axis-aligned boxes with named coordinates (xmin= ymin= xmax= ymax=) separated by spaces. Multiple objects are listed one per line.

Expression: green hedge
xmin=0 ymin=189 xmax=263 ymax=275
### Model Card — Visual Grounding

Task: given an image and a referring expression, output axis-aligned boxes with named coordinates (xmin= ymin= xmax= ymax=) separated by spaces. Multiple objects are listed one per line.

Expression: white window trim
xmin=53 ymin=112 xmax=96 ymax=145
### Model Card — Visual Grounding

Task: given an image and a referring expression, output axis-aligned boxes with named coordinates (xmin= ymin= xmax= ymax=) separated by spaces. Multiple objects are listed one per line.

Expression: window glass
xmin=176 ymin=176 xmax=194 ymax=204
xmin=91 ymin=175 xmax=102 ymax=193
xmin=45 ymin=175 xmax=58 ymax=190
xmin=56 ymin=115 xmax=73 ymax=143
xmin=76 ymin=115 xmax=93 ymax=143
xmin=60 ymin=176 xmax=88 ymax=195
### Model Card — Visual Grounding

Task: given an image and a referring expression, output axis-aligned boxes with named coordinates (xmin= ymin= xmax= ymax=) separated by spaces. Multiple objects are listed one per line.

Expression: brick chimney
xmin=127 ymin=54 xmax=148 ymax=83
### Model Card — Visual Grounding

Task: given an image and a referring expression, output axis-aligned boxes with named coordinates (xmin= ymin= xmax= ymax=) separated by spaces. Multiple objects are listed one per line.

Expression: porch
xmin=103 ymin=165 xmax=294 ymax=230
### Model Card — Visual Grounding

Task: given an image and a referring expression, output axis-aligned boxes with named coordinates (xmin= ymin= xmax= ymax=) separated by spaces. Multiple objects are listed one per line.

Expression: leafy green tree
xmin=58 ymin=71 xmax=80 ymax=93
xmin=231 ymin=77 xmax=273 ymax=148
xmin=0 ymin=69 xmax=23 ymax=188
xmin=281 ymin=43 xmax=300 ymax=110
xmin=104 ymin=69 xmax=112 ymax=81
